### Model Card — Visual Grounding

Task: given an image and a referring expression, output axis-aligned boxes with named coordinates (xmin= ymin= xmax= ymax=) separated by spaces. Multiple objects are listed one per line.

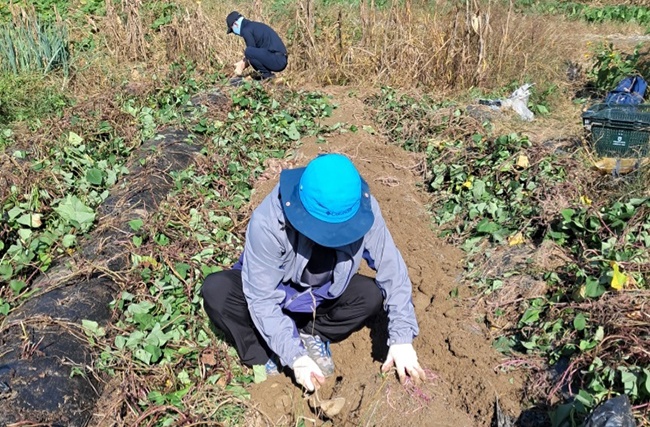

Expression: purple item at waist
xmin=278 ymin=281 xmax=335 ymax=313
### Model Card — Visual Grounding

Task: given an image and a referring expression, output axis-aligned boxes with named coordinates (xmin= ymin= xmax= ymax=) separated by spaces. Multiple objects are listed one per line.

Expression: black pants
xmin=201 ymin=269 xmax=383 ymax=366
xmin=244 ymin=47 xmax=288 ymax=79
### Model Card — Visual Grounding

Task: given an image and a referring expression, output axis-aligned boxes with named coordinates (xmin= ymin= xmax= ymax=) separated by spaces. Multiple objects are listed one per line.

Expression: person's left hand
xmin=234 ymin=60 xmax=247 ymax=76
xmin=381 ymin=343 xmax=425 ymax=384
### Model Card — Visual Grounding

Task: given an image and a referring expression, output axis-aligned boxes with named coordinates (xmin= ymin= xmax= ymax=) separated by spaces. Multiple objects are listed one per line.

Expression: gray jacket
xmin=241 ymin=184 xmax=419 ymax=367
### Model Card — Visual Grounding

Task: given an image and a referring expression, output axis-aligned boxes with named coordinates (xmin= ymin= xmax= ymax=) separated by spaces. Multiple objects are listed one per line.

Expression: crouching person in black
xmin=226 ymin=11 xmax=288 ymax=81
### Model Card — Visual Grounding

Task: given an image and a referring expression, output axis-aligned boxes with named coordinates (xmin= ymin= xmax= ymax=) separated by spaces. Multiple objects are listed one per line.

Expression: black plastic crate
xmin=582 ymin=103 xmax=650 ymax=157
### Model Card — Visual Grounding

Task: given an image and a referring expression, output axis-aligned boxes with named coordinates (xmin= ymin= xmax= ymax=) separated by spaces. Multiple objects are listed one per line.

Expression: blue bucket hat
xmin=280 ymin=154 xmax=374 ymax=247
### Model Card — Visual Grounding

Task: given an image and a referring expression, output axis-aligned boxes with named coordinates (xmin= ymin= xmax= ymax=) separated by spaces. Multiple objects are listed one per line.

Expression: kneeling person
xmin=202 ymin=154 xmax=425 ymax=391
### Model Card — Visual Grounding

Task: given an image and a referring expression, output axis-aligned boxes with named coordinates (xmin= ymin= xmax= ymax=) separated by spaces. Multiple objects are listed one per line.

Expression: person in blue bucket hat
xmin=202 ymin=153 xmax=425 ymax=392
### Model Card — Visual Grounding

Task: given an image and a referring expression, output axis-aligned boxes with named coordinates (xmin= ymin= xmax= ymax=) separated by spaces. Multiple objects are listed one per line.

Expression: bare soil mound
xmin=245 ymin=88 xmax=524 ymax=426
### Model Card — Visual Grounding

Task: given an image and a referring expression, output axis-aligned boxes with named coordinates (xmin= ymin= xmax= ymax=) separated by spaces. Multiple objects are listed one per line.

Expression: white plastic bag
xmin=507 ymin=84 xmax=535 ymax=121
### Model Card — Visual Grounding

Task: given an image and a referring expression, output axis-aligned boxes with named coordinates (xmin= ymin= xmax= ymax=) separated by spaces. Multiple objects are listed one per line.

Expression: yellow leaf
xmin=580 ymin=195 xmax=592 ymax=206
xmin=516 ymin=155 xmax=530 ymax=169
xmin=508 ymin=232 xmax=525 ymax=246
xmin=610 ymin=262 xmax=627 ymax=291
xmin=462 ymin=179 xmax=473 ymax=189
xmin=139 ymin=255 xmax=160 ymax=269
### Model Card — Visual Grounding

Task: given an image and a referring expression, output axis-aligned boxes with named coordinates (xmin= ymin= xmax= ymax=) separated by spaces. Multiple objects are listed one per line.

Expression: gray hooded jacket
xmin=241 ymin=184 xmax=419 ymax=367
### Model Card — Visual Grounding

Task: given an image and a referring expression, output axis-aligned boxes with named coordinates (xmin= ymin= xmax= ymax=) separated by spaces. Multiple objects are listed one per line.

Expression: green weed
xmin=0 ymin=72 xmax=68 ymax=124
xmin=369 ymin=86 xmax=650 ymax=424
xmin=0 ymin=11 xmax=70 ymax=74
xmin=515 ymin=1 xmax=650 ymax=26
xmin=82 ymin=82 xmax=336 ymax=425
xmin=587 ymin=43 xmax=649 ymax=93
xmin=0 ymin=0 xmax=106 ymax=22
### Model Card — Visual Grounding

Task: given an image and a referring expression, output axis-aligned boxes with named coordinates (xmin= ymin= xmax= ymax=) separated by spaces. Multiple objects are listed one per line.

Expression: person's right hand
xmin=292 ymin=355 xmax=325 ymax=392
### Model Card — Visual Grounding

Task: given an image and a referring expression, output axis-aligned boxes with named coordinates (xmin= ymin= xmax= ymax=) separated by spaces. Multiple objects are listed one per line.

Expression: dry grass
xmin=104 ymin=0 xmax=148 ymax=61
xmin=51 ymin=0 xmax=647 ymax=102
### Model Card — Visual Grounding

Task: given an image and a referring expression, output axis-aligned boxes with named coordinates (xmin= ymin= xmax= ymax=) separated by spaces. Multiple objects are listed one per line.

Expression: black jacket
xmin=239 ymin=19 xmax=287 ymax=54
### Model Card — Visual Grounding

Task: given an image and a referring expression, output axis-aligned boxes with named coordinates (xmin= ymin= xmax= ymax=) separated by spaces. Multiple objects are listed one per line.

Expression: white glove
xmin=381 ymin=343 xmax=425 ymax=384
xmin=234 ymin=60 xmax=247 ymax=76
xmin=292 ymin=355 xmax=325 ymax=392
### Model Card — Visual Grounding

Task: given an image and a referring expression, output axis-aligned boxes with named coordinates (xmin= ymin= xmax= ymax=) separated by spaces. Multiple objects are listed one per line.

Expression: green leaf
xmin=174 ymin=262 xmax=190 ymax=279
xmin=520 ymin=307 xmax=541 ymax=325
xmin=579 ymin=338 xmax=598 ymax=351
xmin=549 ymin=403 xmax=576 ymax=427
xmin=115 ymin=335 xmax=127 ymax=350
xmin=69 ymin=131 xmax=83 ymax=145
xmin=132 ymin=235 xmax=143 ymax=247
xmin=54 ymin=195 xmax=96 ymax=232
xmin=134 ymin=348 xmax=152 ymax=364
xmin=0 ymin=263 xmax=14 ymax=281
xmin=575 ymin=389 xmax=595 ymax=407
xmin=17 ymin=228 xmax=32 ymax=241
xmin=225 ymin=384 xmax=250 ymax=399
xmin=0 ymin=299 xmax=10 ymax=316
xmin=155 ymin=233 xmax=170 ymax=246
xmin=168 ymin=386 xmax=190 ymax=407
xmin=177 ymin=370 xmax=191 ymax=386
xmin=144 ymin=344 xmax=162 ymax=363
xmin=16 ymin=213 xmax=41 ymax=228
xmin=86 ymin=168 xmax=104 ymax=185
xmin=133 ymin=313 xmax=155 ymax=329
xmin=492 ymin=336 xmax=513 ymax=354
xmin=594 ymin=326 xmax=604 ymax=342
xmin=148 ymin=390 xmax=165 ymax=405
xmin=472 ymin=179 xmax=486 ymax=200
xmin=584 ymin=278 xmax=606 ymax=298
xmin=9 ymin=280 xmax=27 ymax=295
xmin=7 ymin=206 xmax=24 ymax=221
xmin=286 ymin=123 xmax=300 ymax=140
xmin=125 ymin=330 xmax=146 ymax=349
xmin=561 ymin=208 xmax=576 ymax=222
xmin=253 ymin=364 xmax=268 ymax=384
xmin=146 ymin=323 xmax=172 ymax=347
xmin=201 ymin=264 xmax=221 ymax=278
xmin=573 ymin=313 xmax=587 ymax=331
xmin=128 ymin=218 xmax=144 ymax=231
xmin=619 ymin=368 xmax=638 ymax=397
xmin=81 ymin=319 xmax=106 ymax=337
xmin=476 ymin=218 xmax=500 ymax=234
xmin=62 ymin=234 xmax=77 ymax=248
xmin=127 ymin=300 xmax=155 ymax=315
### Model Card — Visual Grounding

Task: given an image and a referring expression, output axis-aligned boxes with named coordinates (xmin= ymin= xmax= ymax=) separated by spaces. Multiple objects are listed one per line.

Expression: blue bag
xmin=605 ymin=75 xmax=647 ymax=105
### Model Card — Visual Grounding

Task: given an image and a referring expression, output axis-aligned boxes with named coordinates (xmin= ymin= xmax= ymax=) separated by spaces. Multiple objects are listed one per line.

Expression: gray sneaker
xmin=299 ymin=332 xmax=335 ymax=377
xmin=264 ymin=356 xmax=281 ymax=376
